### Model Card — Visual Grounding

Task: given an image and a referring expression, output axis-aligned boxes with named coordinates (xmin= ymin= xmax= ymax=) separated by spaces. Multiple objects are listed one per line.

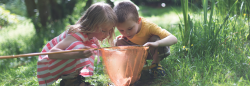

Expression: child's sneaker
xmin=60 ymin=75 xmax=91 ymax=86
xmin=150 ymin=63 xmax=166 ymax=78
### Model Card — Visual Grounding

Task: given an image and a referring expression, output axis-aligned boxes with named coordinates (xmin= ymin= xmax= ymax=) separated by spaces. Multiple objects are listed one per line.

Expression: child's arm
xmin=143 ymin=35 xmax=177 ymax=47
xmin=48 ymin=35 xmax=93 ymax=59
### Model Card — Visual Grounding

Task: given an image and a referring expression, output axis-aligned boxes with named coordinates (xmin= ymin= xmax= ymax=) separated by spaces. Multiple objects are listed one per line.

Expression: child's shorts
xmin=114 ymin=35 xmax=170 ymax=60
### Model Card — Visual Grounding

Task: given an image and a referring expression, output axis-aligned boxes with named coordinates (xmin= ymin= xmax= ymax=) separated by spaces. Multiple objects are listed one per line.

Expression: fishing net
xmin=100 ymin=46 xmax=149 ymax=86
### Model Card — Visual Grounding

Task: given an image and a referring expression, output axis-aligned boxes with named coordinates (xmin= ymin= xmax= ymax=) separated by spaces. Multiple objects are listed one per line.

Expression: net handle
xmin=0 ymin=48 xmax=99 ymax=59
xmin=0 ymin=46 xmax=146 ymax=59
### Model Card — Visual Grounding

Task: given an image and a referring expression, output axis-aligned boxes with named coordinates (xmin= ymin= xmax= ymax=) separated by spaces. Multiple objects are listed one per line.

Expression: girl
xmin=37 ymin=3 xmax=117 ymax=86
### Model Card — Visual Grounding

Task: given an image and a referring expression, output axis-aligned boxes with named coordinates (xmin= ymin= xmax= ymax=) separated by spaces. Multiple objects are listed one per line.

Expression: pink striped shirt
xmin=37 ymin=31 xmax=99 ymax=86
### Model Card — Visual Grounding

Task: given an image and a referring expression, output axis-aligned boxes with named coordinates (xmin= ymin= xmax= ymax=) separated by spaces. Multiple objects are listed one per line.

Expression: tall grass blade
xmin=203 ymin=0 xmax=208 ymax=43
xmin=240 ymin=1 xmax=244 ymax=16
xmin=188 ymin=14 xmax=193 ymax=55
xmin=246 ymin=0 xmax=250 ymax=40
xmin=171 ymin=7 xmax=184 ymax=40
xmin=181 ymin=0 xmax=190 ymax=46
xmin=215 ymin=0 xmax=238 ymax=38
xmin=208 ymin=0 xmax=215 ymax=39
xmin=203 ymin=0 xmax=208 ymax=26
xmin=232 ymin=1 xmax=244 ymax=32
xmin=179 ymin=24 xmax=184 ymax=41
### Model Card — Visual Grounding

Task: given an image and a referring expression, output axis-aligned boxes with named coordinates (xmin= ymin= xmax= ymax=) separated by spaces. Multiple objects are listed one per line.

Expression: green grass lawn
xmin=1 ymin=3 xmax=250 ymax=86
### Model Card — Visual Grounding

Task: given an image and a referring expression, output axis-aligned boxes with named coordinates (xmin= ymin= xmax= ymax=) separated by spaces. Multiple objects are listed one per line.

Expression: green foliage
xmin=1 ymin=0 xmax=26 ymax=16
xmin=0 ymin=6 xmax=21 ymax=26
xmin=0 ymin=60 xmax=38 ymax=86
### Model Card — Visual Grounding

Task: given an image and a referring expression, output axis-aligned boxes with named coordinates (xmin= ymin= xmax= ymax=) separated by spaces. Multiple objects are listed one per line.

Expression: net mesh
xmin=100 ymin=46 xmax=149 ymax=86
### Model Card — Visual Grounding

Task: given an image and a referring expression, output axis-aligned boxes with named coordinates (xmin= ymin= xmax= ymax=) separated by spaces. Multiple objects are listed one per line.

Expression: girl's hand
xmin=143 ymin=42 xmax=159 ymax=47
xmin=77 ymin=46 xmax=93 ymax=58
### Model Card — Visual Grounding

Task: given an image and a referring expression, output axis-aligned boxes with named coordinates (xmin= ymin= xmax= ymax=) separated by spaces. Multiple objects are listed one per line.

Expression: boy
xmin=113 ymin=1 xmax=177 ymax=78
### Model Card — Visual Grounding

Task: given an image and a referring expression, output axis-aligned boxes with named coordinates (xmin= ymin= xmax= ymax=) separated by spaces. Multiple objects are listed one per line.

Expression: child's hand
xmin=78 ymin=46 xmax=93 ymax=58
xmin=143 ymin=42 xmax=159 ymax=47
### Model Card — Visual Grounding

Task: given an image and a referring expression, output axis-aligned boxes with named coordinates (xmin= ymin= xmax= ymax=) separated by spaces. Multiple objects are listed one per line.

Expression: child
xmin=37 ymin=3 xmax=117 ymax=86
xmin=113 ymin=1 xmax=177 ymax=78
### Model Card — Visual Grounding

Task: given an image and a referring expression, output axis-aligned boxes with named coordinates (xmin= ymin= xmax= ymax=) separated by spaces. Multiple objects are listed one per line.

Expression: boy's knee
xmin=114 ymin=36 xmax=137 ymax=46
xmin=114 ymin=37 xmax=129 ymax=46
xmin=147 ymin=35 xmax=171 ymax=60
xmin=148 ymin=35 xmax=160 ymax=42
xmin=114 ymin=38 xmax=123 ymax=46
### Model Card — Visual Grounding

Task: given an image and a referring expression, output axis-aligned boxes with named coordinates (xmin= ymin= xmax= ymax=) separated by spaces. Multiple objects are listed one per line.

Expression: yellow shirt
xmin=128 ymin=17 xmax=171 ymax=45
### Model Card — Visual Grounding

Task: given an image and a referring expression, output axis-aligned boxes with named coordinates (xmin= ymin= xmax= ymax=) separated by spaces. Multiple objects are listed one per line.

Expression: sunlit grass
xmin=145 ymin=12 xmax=181 ymax=26
xmin=0 ymin=20 xmax=35 ymax=43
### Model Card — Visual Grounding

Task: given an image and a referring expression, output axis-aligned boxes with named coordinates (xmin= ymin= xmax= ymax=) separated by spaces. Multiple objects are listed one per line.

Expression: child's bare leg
xmin=147 ymin=35 xmax=161 ymax=63
xmin=151 ymin=47 xmax=160 ymax=64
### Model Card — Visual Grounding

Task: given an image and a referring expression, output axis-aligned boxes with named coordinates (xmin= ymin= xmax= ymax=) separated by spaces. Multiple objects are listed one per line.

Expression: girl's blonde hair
xmin=68 ymin=2 xmax=117 ymax=46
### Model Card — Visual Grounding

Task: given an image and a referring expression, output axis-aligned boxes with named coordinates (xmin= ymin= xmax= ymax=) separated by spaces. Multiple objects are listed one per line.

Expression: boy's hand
xmin=143 ymin=42 xmax=159 ymax=47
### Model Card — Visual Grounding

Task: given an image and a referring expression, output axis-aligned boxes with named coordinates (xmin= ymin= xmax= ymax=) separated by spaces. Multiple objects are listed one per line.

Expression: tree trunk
xmin=106 ymin=0 xmax=114 ymax=7
xmin=61 ymin=0 xmax=77 ymax=18
xmin=24 ymin=0 xmax=36 ymax=17
xmin=65 ymin=0 xmax=77 ymax=15
xmin=84 ymin=0 xmax=93 ymax=11
xmin=37 ymin=0 xmax=50 ymax=27
xmin=24 ymin=0 xmax=41 ymax=34
xmin=50 ymin=0 xmax=62 ymax=21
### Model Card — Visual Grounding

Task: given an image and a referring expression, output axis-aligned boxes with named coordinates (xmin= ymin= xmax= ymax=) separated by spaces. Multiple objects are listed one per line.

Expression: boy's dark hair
xmin=113 ymin=1 xmax=139 ymax=23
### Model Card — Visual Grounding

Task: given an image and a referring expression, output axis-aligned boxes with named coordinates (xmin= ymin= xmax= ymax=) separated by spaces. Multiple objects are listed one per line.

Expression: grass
xmin=0 ymin=59 xmax=38 ymax=86
xmin=1 ymin=0 xmax=250 ymax=86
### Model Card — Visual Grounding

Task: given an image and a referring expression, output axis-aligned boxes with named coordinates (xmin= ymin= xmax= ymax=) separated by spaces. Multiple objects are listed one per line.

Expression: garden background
xmin=0 ymin=0 xmax=250 ymax=86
